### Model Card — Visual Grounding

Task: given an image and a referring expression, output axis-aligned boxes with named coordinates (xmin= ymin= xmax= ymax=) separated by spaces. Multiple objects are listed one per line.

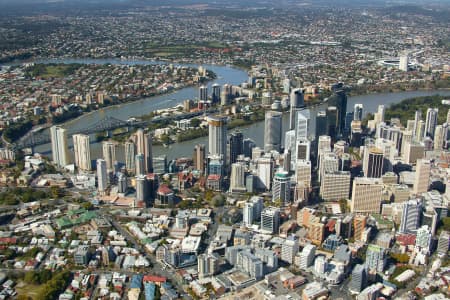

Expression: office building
xmin=425 ymin=108 xmax=439 ymax=138
xmin=124 ymin=141 xmax=136 ymax=173
xmin=413 ymin=159 xmax=431 ymax=195
xmin=320 ymin=171 xmax=351 ymax=201
xmin=211 ymin=84 xmax=220 ymax=103
xmin=193 ymin=144 xmax=206 ymax=172
xmin=328 ymin=84 xmax=347 ymax=136
xmin=318 ymin=151 xmax=339 ymax=182
xmin=73 ymin=134 xmax=91 ymax=171
xmin=351 ymin=177 xmax=383 ymax=214
xmin=272 ymin=170 xmax=291 ymax=206
xmin=256 ymin=155 xmax=274 ymax=191
xmin=289 ymin=88 xmax=304 ymax=130
xmin=135 ymin=154 xmax=145 ymax=176
xmin=353 ymin=215 xmax=367 ymax=242
xmin=136 ymin=175 xmax=148 ymax=203
xmin=281 ymin=236 xmax=299 ymax=264
xmin=315 ymin=111 xmax=328 ymax=140
xmin=349 ymin=264 xmax=367 ymax=293
xmin=153 ymin=155 xmax=167 ymax=174
xmin=354 ymin=104 xmax=363 ymax=121
xmin=230 ymin=163 xmax=246 ymax=193
xmin=363 ymin=147 xmax=384 ymax=178
xmin=299 ymin=244 xmax=316 ymax=269
xmin=261 ymin=207 xmax=280 ymax=234
xmin=264 ymin=111 xmax=283 ymax=152
xmin=295 ymin=160 xmax=311 ymax=202
xmin=236 ymin=250 xmax=264 ymax=279
xmin=102 ymin=141 xmax=117 ymax=171
xmin=50 ymin=125 xmax=70 ymax=167
xmin=366 ymin=244 xmax=386 ymax=273
xmin=198 ymin=253 xmax=219 ymax=279
xmin=308 ymin=220 xmax=325 ymax=245
xmin=437 ymin=231 xmax=450 ymax=255
xmin=296 ymin=139 xmax=311 ymax=161
xmin=135 ymin=129 xmax=153 ymax=173
xmin=74 ymin=245 xmax=91 ymax=266
xmin=399 ymin=199 xmax=423 ymax=233
xmin=243 ymin=202 xmax=254 ymax=227
xmin=118 ymin=173 xmax=127 ymax=194
xmin=199 ymin=85 xmax=208 ymax=101
xmin=208 ymin=115 xmax=228 ymax=160
xmin=228 ymin=131 xmax=243 ymax=165
xmin=415 ymin=225 xmax=432 ymax=253
xmin=403 ymin=141 xmax=425 ymax=165
xmin=296 ymin=109 xmax=310 ymax=141
xmin=434 ymin=125 xmax=444 ymax=150
xmin=243 ymin=138 xmax=256 ymax=158
xmin=97 ymin=159 xmax=107 ymax=193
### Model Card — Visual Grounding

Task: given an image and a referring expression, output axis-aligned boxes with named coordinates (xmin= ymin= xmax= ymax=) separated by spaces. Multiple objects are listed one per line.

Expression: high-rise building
xmin=298 ymin=244 xmax=316 ymax=269
xmin=136 ymin=174 xmax=148 ymax=203
xmin=118 ymin=173 xmax=127 ymax=194
xmin=399 ymin=199 xmax=423 ymax=233
xmin=73 ymin=134 xmax=91 ymax=171
xmin=193 ymin=144 xmax=206 ymax=172
xmin=437 ymin=231 xmax=450 ymax=255
xmin=425 ymin=108 xmax=439 ymax=138
xmin=320 ymin=171 xmax=351 ymax=201
xmin=296 ymin=139 xmax=311 ymax=161
xmin=261 ymin=207 xmax=280 ymax=234
xmin=296 ymin=109 xmax=310 ymax=142
xmin=349 ymin=264 xmax=367 ymax=293
xmin=243 ymin=202 xmax=254 ymax=227
xmin=434 ymin=125 xmax=444 ymax=150
xmin=399 ymin=55 xmax=408 ymax=72
xmin=351 ymin=177 xmax=383 ymax=213
xmin=256 ymin=155 xmax=274 ymax=191
xmin=96 ymin=159 xmax=107 ymax=193
xmin=102 ymin=141 xmax=117 ymax=171
xmin=153 ymin=155 xmax=167 ymax=174
xmin=415 ymin=225 xmax=432 ymax=253
xmin=135 ymin=129 xmax=153 ymax=173
xmin=228 ymin=131 xmax=243 ymax=165
xmin=208 ymin=115 xmax=228 ymax=160
xmin=318 ymin=151 xmax=339 ymax=182
xmin=135 ymin=154 xmax=145 ymax=176
xmin=230 ymin=163 xmax=246 ymax=193
xmin=211 ymin=84 xmax=220 ymax=103
xmin=353 ymin=215 xmax=367 ymax=242
xmin=272 ymin=170 xmax=291 ymax=206
xmin=281 ymin=235 xmax=299 ymax=264
xmin=243 ymin=138 xmax=256 ymax=158
xmin=328 ymin=84 xmax=347 ymax=137
xmin=124 ymin=141 xmax=136 ymax=173
xmin=264 ymin=111 xmax=283 ymax=152
xmin=403 ymin=141 xmax=425 ymax=165
xmin=295 ymin=160 xmax=311 ymax=202
xmin=366 ymin=244 xmax=386 ymax=272
xmin=50 ymin=125 xmax=70 ymax=167
xmin=198 ymin=253 xmax=219 ymax=279
xmin=354 ymin=104 xmax=363 ymax=121
xmin=199 ymin=85 xmax=208 ymax=101
xmin=315 ymin=111 xmax=328 ymax=140
xmin=363 ymin=147 xmax=384 ymax=178
xmin=289 ymin=88 xmax=304 ymax=130
xmin=413 ymin=110 xmax=422 ymax=140
xmin=413 ymin=159 xmax=431 ymax=195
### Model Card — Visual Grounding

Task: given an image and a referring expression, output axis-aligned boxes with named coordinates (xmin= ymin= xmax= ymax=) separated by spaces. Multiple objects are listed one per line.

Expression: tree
xmin=190 ymin=118 xmax=201 ymax=128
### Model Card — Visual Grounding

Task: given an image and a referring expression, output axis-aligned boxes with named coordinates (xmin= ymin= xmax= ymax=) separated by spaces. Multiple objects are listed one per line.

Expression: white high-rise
xmin=50 ymin=125 xmax=70 ymax=167
xmin=289 ymin=88 xmax=304 ymax=130
xmin=102 ymin=141 xmax=117 ymax=170
xmin=124 ymin=141 xmax=136 ymax=172
xmin=135 ymin=129 xmax=153 ymax=173
xmin=281 ymin=236 xmax=299 ymax=264
xmin=299 ymin=244 xmax=316 ymax=269
xmin=399 ymin=55 xmax=408 ymax=72
xmin=354 ymin=104 xmax=363 ymax=121
xmin=96 ymin=159 xmax=107 ymax=193
xmin=399 ymin=199 xmax=422 ymax=233
xmin=230 ymin=163 xmax=246 ymax=192
xmin=272 ymin=170 xmax=291 ymax=206
xmin=208 ymin=115 xmax=228 ymax=160
xmin=243 ymin=202 xmax=254 ymax=227
xmin=73 ymin=134 xmax=91 ymax=171
xmin=434 ymin=125 xmax=444 ymax=150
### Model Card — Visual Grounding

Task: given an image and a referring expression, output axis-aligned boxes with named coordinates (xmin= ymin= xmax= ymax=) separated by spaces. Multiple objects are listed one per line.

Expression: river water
xmin=12 ymin=58 xmax=450 ymax=161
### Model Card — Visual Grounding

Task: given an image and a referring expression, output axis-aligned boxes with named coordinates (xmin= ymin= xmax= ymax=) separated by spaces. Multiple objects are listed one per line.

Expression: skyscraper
xmin=135 ymin=129 xmax=153 ymax=173
xmin=328 ymin=84 xmax=347 ymax=137
xmin=135 ymin=154 xmax=145 ymax=176
xmin=261 ymin=207 xmax=280 ymax=234
xmin=136 ymin=174 xmax=148 ymax=203
xmin=264 ymin=111 xmax=283 ymax=152
xmin=208 ymin=115 xmax=228 ymax=160
xmin=199 ymin=85 xmax=208 ymax=101
xmin=296 ymin=109 xmax=310 ymax=142
xmin=425 ymin=108 xmax=439 ymax=138
xmin=272 ymin=170 xmax=291 ymax=206
xmin=366 ymin=244 xmax=387 ymax=272
xmin=413 ymin=159 xmax=431 ymax=195
xmin=351 ymin=177 xmax=383 ymax=213
xmin=50 ymin=125 xmax=70 ymax=167
xmin=230 ymin=163 xmax=246 ymax=193
xmin=354 ymin=104 xmax=363 ymax=121
xmin=211 ymin=84 xmax=221 ymax=103
xmin=413 ymin=110 xmax=422 ymax=140
xmin=399 ymin=199 xmax=422 ymax=233
xmin=349 ymin=264 xmax=367 ymax=293
xmin=228 ymin=131 xmax=243 ymax=165
xmin=320 ymin=171 xmax=351 ymax=201
xmin=289 ymin=88 xmax=304 ymax=130
xmin=243 ymin=202 xmax=254 ymax=227
xmin=73 ymin=134 xmax=91 ymax=171
xmin=434 ymin=125 xmax=444 ymax=150
xmin=193 ymin=144 xmax=206 ymax=172
xmin=243 ymin=138 xmax=256 ymax=158
xmin=96 ymin=159 xmax=107 ymax=193
xmin=102 ymin=141 xmax=117 ymax=171
xmin=124 ymin=141 xmax=136 ymax=173
xmin=281 ymin=235 xmax=299 ymax=264
xmin=117 ymin=173 xmax=127 ymax=194
xmin=315 ymin=111 xmax=328 ymax=140
xmin=363 ymin=147 xmax=384 ymax=178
